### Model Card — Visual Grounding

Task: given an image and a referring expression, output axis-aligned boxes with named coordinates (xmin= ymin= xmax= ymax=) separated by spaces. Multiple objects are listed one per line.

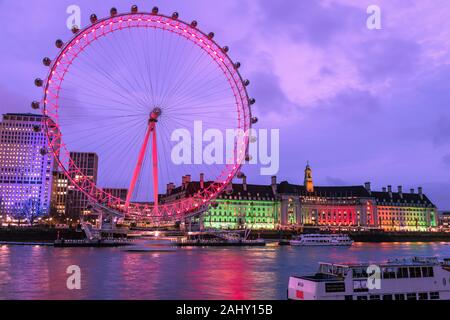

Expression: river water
xmin=0 ymin=242 xmax=449 ymax=300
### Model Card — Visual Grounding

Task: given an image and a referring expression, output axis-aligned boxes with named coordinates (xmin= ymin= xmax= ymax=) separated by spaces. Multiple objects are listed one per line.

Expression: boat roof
xmin=318 ymin=257 xmax=442 ymax=268
xmin=292 ymin=274 xmax=344 ymax=282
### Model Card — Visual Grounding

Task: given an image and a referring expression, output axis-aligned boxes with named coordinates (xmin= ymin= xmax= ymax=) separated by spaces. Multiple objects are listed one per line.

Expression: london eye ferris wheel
xmin=32 ymin=5 xmax=256 ymax=223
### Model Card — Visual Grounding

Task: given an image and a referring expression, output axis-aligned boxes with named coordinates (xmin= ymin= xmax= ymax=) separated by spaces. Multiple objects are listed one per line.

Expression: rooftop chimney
xmin=382 ymin=187 xmax=387 ymax=192
xmin=167 ymin=182 xmax=174 ymax=195
xmin=398 ymin=186 xmax=403 ymax=198
xmin=388 ymin=185 xmax=392 ymax=198
xmin=418 ymin=187 xmax=423 ymax=200
xmin=182 ymin=175 xmax=191 ymax=189
xmin=200 ymin=173 xmax=204 ymax=189
xmin=243 ymin=175 xmax=247 ymax=192
xmin=271 ymin=176 xmax=277 ymax=195
xmin=364 ymin=182 xmax=371 ymax=194
xmin=410 ymin=188 xmax=414 ymax=194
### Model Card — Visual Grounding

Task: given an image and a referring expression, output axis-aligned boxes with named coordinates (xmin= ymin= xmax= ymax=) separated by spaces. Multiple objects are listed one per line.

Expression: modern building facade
xmin=0 ymin=113 xmax=54 ymax=219
xmin=50 ymin=171 xmax=68 ymax=217
xmin=65 ymin=152 xmax=98 ymax=219
xmin=102 ymin=188 xmax=128 ymax=201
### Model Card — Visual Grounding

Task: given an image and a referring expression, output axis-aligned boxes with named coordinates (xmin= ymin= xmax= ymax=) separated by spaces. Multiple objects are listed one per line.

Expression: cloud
xmin=325 ymin=176 xmax=349 ymax=185
xmin=432 ymin=116 xmax=450 ymax=147
xmin=442 ymin=154 xmax=450 ymax=167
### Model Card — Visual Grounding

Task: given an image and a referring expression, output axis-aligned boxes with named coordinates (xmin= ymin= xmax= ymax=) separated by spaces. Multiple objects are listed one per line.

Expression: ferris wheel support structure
xmin=125 ymin=107 xmax=161 ymax=212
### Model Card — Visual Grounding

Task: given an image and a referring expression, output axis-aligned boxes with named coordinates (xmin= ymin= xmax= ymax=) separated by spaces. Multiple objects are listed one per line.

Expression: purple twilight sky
xmin=1 ymin=0 xmax=450 ymax=208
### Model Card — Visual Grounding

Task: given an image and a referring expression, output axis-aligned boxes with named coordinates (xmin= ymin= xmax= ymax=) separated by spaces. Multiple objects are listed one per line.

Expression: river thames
xmin=0 ymin=242 xmax=449 ymax=300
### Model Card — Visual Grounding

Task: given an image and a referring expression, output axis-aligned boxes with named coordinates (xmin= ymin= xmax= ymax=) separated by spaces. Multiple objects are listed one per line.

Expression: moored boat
xmin=290 ymin=234 xmax=353 ymax=246
xmin=54 ymin=238 xmax=132 ymax=247
xmin=288 ymin=257 xmax=450 ymax=300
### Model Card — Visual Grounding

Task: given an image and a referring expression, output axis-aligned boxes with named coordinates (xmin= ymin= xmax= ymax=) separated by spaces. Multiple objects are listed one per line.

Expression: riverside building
xmin=161 ymin=164 xmax=438 ymax=231
xmin=0 ymin=113 xmax=54 ymax=219
xmin=65 ymin=152 xmax=98 ymax=219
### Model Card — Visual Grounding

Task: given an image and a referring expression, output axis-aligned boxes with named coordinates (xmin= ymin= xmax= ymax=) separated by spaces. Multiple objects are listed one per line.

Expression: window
xmin=356 ymin=296 xmax=368 ymax=300
xmin=418 ymin=292 xmax=428 ymax=300
xmin=325 ymin=282 xmax=346 ymax=293
xmin=397 ymin=267 xmax=409 ymax=278
xmin=394 ymin=294 xmax=405 ymax=300
xmin=430 ymin=292 xmax=440 ymax=300
xmin=369 ymin=295 xmax=381 ymax=300
xmin=406 ymin=293 xmax=417 ymax=300
xmin=409 ymin=267 xmax=422 ymax=278
xmin=383 ymin=294 xmax=393 ymax=300
xmin=382 ymin=267 xmax=396 ymax=279
xmin=345 ymin=295 xmax=353 ymax=301
xmin=353 ymin=280 xmax=368 ymax=292
xmin=422 ymin=267 xmax=434 ymax=277
xmin=352 ymin=267 xmax=368 ymax=278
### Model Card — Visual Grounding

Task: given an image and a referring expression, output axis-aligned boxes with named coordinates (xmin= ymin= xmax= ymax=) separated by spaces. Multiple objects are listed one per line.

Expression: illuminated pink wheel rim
xmin=41 ymin=12 xmax=252 ymax=222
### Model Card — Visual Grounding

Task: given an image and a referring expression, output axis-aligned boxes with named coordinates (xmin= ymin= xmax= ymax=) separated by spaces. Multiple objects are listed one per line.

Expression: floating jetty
xmin=175 ymin=229 xmax=266 ymax=247
xmin=176 ymin=239 xmax=266 ymax=247
xmin=54 ymin=238 xmax=132 ymax=248
xmin=0 ymin=241 xmax=53 ymax=246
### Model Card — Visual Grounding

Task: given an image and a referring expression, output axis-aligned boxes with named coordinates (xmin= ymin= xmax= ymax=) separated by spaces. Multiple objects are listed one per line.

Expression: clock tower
xmin=304 ymin=162 xmax=314 ymax=193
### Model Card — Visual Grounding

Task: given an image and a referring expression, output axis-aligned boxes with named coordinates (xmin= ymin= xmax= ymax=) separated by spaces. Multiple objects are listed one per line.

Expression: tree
xmin=12 ymin=198 xmax=45 ymax=226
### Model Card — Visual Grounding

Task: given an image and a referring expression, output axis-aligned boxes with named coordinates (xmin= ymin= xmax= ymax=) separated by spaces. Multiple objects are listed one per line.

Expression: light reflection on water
xmin=0 ymin=243 xmax=449 ymax=300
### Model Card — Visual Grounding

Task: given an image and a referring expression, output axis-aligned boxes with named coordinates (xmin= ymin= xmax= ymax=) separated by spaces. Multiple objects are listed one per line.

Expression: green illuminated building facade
xmin=201 ymin=176 xmax=279 ymax=230
xmin=203 ymin=192 xmax=280 ymax=230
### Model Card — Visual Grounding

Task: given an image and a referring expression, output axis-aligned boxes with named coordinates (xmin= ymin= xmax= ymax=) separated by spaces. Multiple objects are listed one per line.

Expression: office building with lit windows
xmin=65 ymin=152 xmax=98 ymax=219
xmin=0 ymin=113 xmax=54 ymax=219
xmin=50 ymin=171 xmax=68 ymax=217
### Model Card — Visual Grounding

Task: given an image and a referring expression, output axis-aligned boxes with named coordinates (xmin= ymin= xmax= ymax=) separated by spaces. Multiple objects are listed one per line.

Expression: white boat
xmin=290 ymin=234 xmax=353 ymax=246
xmin=288 ymin=257 xmax=450 ymax=300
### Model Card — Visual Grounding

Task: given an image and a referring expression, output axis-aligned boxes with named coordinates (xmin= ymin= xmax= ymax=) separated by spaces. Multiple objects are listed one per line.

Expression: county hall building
xmin=163 ymin=164 xmax=438 ymax=232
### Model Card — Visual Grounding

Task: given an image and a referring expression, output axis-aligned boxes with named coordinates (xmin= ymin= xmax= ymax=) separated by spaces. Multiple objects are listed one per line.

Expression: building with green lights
xmin=202 ymin=178 xmax=280 ymax=230
xmin=159 ymin=165 xmax=438 ymax=232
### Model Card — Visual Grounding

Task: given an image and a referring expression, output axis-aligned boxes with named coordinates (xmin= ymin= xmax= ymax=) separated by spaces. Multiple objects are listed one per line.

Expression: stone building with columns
xmin=159 ymin=164 xmax=438 ymax=231
xmin=274 ymin=164 xmax=437 ymax=231
xmin=372 ymin=185 xmax=437 ymax=231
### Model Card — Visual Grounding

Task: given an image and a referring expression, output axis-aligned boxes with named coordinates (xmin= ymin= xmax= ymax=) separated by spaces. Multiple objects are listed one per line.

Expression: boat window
xmin=353 ymin=280 xmax=368 ymax=292
xmin=325 ymin=282 xmax=346 ymax=293
xmin=418 ymin=292 xmax=428 ymax=300
xmin=429 ymin=292 xmax=440 ymax=300
xmin=356 ymin=296 xmax=368 ymax=300
xmin=421 ymin=267 xmax=434 ymax=278
xmin=344 ymin=295 xmax=353 ymax=301
xmin=369 ymin=295 xmax=380 ymax=300
xmin=406 ymin=293 xmax=417 ymax=300
xmin=394 ymin=294 xmax=405 ymax=300
xmin=352 ymin=267 xmax=368 ymax=278
xmin=382 ymin=267 xmax=396 ymax=279
xmin=319 ymin=264 xmax=333 ymax=274
xmin=396 ymin=267 xmax=409 ymax=278
xmin=409 ymin=267 xmax=422 ymax=278
xmin=382 ymin=294 xmax=393 ymax=300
